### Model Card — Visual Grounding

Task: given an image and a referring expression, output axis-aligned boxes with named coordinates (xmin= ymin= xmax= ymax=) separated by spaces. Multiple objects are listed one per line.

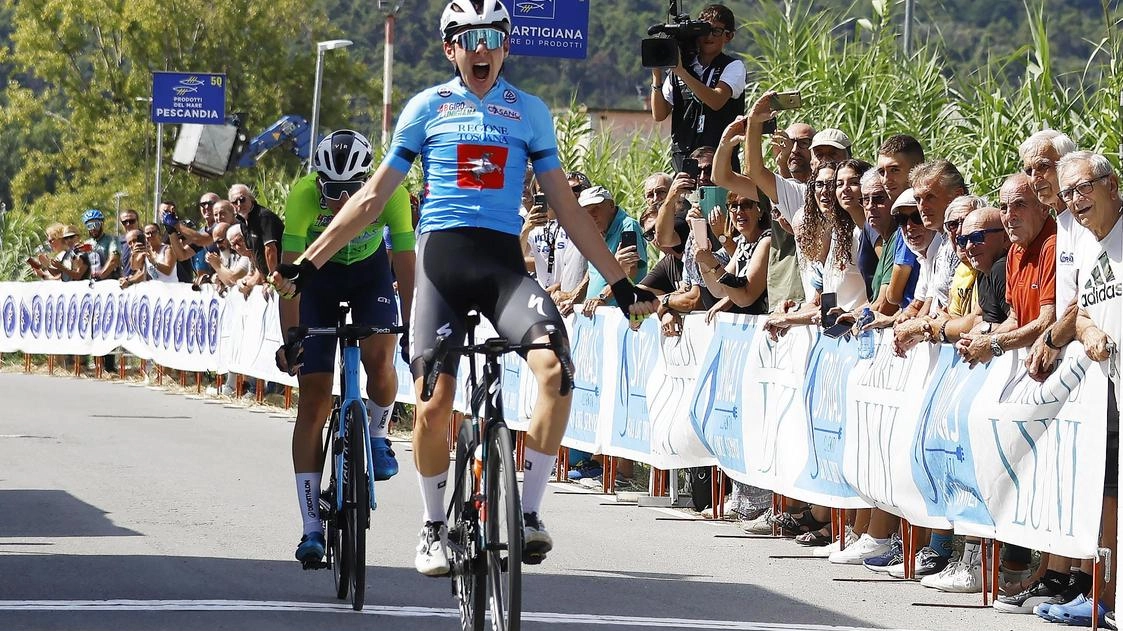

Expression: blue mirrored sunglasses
xmin=453 ymin=28 xmax=507 ymax=51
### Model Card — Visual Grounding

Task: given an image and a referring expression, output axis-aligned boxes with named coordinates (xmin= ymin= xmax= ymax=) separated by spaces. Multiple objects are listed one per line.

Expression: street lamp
xmin=136 ymin=96 xmax=161 ymax=223
xmin=113 ymin=192 xmax=128 ymax=238
xmin=308 ymin=39 xmax=354 ymax=173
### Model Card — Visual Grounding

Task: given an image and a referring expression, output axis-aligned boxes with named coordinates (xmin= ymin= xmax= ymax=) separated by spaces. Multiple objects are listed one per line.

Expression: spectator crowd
xmin=21 ymin=2 xmax=1122 ymax=627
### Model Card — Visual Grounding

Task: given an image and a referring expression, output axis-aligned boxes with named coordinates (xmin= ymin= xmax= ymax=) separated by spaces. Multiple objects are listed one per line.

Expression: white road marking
xmin=0 ymin=600 xmax=930 ymax=630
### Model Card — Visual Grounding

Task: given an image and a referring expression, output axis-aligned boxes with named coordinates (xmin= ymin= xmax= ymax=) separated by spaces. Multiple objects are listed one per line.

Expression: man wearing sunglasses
xmin=228 ymin=183 xmax=284 ymax=291
xmin=275 ymin=0 xmax=655 ymax=577
xmin=274 ymin=129 xmax=416 ymax=568
xmin=650 ymin=3 xmax=745 ymax=171
xmin=959 ymin=173 xmax=1056 ymax=369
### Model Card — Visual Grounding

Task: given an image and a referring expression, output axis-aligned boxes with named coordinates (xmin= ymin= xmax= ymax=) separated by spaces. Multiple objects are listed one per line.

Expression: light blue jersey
xmin=383 ymin=76 xmax=562 ymax=237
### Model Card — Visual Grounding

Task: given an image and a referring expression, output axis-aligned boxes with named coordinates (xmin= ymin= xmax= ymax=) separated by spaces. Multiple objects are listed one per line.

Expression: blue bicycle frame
xmin=336 ymin=342 xmax=376 ymax=514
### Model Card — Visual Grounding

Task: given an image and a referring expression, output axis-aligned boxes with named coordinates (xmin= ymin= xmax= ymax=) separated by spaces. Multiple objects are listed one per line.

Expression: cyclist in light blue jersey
xmin=274 ymin=0 xmax=657 ymax=577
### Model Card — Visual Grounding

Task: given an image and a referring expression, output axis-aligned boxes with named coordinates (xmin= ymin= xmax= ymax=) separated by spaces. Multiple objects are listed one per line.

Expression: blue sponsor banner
xmin=610 ymin=317 xmax=659 ymax=453
xmin=508 ymin=0 xmax=589 ymax=59
xmin=565 ymin=314 xmax=603 ymax=445
xmin=151 ymin=71 xmax=226 ymax=124
xmin=797 ymin=335 xmax=860 ymax=498
xmin=689 ymin=319 xmax=756 ymax=475
xmin=911 ymin=346 xmax=993 ymax=525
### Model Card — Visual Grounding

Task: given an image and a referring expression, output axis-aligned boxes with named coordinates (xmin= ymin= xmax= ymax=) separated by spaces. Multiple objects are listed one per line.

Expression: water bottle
xmin=857 ymin=307 xmax=876 ymax=359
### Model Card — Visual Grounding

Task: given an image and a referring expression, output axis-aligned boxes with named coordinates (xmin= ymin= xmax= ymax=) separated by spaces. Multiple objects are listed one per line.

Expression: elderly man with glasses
xmin=228 ymin=183 xmax=284 ymax=293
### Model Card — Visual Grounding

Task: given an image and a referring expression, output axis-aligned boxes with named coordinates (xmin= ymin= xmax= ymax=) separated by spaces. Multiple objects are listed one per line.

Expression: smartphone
xmin=699 ymin=186 xmax=728 ymax=220
xmin=688 ymin=217 xmax=708 ymax=249
xmin=819 ymin=292 xmax=838 ymax=328
xmin=761 ymin=118 xmax=777 ymax=135
xmin=681 ymin=158 xmax=700 ymax=179
xmin=822 ymin=321 xmax=852 ymax=339
xmin=619 ymin=230 xmax=638 ymax=251
xmin=533 ymin=193 xmax=546 ymax=208
xmin=770 ymin=91 xmax=802 ymax=110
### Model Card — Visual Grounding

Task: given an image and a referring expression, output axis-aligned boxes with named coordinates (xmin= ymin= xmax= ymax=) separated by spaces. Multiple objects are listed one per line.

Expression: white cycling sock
xmin=521 ymin=448 xmax=556 ymax=515
xmin=365 ymin=399 xmax=393 ymax=440
xmin=418 ymin=470 xmax=449 ymax=524
xmin=295 ymin=472 xmax=323 ymax=535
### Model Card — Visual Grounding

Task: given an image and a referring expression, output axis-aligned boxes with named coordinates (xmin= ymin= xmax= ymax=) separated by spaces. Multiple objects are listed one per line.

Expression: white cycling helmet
xmin=440 ymin=0 xmax=511 ymax=41
xmin=313 ymin=130 xmax=373 ymax=181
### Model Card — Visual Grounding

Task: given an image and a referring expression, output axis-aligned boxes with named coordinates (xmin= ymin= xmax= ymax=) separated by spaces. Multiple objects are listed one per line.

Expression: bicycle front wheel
xmin=343 ymin=400 xmax=369 ymax=611
xmin=451 ymin=417 xmax=485 ymax=631
xmin=485 ymin=424 xmax=522 ymax=631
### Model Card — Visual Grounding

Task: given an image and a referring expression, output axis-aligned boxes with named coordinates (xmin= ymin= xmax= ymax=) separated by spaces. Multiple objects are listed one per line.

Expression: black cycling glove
xmin=398 ymin=324 xmax=410 ymax=365
xmin=275 ymin=259 xmax=318 ymax=296
xmin=610 ymin=279 xmax=657 ymax=320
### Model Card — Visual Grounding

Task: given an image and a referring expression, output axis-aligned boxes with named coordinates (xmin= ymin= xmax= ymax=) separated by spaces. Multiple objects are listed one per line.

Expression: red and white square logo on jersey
xmin=456 ymin=144 xmax=507 ymax=190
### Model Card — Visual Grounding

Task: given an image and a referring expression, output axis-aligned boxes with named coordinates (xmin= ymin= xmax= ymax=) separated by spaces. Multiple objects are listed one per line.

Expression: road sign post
xmin=150 ymin=72 xmax=227 ymax=220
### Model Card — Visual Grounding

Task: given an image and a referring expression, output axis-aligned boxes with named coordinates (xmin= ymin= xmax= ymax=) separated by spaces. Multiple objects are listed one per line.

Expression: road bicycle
xmin=420 ymin=312 xmax=573 ymax=631
xmin=284 ymin=304 xmax=405 ymax=611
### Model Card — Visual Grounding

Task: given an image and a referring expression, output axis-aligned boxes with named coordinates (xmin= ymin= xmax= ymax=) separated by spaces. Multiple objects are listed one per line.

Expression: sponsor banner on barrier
xmin=0 ymin=281 xmax=1113 ymax=556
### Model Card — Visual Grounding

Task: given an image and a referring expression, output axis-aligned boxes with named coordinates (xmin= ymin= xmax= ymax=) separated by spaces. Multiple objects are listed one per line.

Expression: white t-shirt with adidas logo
xmin=1055 ymin=210 xmax=1084 ymax=311
xmin=1075 ymin=216 xmax=1123 ymax=346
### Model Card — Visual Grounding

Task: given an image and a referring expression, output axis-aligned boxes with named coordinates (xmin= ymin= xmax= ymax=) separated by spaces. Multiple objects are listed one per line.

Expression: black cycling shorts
xmin=409 ymin=227 xmax=566 ymax=378
xmin=299 ymin=243 xmax=398 ymax=375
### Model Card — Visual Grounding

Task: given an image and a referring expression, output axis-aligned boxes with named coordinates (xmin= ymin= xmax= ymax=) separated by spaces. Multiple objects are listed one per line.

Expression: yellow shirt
xmin=946 ymin=262 xmax=978 ymax=317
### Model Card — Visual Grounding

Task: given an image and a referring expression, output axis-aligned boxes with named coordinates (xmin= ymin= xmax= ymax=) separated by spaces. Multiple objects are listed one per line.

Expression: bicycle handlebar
xmin=419 ymin=328 xmax=575 ymax=402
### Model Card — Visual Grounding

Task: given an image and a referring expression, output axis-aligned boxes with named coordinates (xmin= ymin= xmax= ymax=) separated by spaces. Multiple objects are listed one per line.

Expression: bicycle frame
xmin=335 ymin=337 xmax=375 ymax=514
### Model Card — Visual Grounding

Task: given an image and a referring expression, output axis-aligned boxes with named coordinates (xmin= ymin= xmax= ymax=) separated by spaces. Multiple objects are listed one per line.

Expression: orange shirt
xmin=1005 ymin=216 xmax=1057 ymax=326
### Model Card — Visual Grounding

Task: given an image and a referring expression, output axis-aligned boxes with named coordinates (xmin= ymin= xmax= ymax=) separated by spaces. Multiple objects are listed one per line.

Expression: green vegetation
xmin=0 ymin=0 xmax=1120 ymax=283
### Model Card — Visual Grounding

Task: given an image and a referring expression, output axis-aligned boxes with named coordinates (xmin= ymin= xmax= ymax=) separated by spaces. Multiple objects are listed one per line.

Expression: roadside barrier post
xmin=24 ymin=353 xmax=31 ymax=373
xmin=255 ymin=378 xmax=264 ymax=403
xmin=284 ymin=385 xmax=293 ymax=409
xmin=73 ymin=355 xmax=81 ymax=377
xmin=554 ymin=446 xmax=569 ymax=482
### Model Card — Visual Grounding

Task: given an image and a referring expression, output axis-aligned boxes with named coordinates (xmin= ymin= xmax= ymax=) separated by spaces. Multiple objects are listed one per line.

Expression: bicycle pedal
xmin=523 ymin=551 xmax=547 ymax=566
xmin=300 ymin=560 xmax=328 ymax=570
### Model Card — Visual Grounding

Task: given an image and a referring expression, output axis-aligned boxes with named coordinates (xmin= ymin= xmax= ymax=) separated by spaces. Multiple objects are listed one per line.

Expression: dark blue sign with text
xmin=509 ymin=0 xmax=589 ymax=59
xmin=151 ymin=72 xmax=226 ymax=125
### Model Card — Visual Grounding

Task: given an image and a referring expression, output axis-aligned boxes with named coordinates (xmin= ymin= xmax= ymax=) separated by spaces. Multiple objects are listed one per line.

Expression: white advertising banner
xmin=0 ymin=281 xmax=1112 ymax=556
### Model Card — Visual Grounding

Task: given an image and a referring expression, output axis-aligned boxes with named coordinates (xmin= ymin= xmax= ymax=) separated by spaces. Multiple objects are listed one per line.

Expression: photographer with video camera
xmin=647 ymin=3 xmax=745 ymax=171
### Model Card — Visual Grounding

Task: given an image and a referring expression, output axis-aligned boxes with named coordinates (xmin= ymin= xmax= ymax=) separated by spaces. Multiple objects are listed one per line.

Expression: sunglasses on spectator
xmin=642 ymin=228 xmax=656 ymax=243
xmin=452 ymin=27 xmax=506 ymax=51
xmin=199 ymin=200 xmax=216 ymax=209
xmin=232 ymin=195 xmax=249 ymax=205
xmin=730 ymin=200 xmax=758 ymax=211
xmin=956 ymin=227 xmax=1005 ymax=247
xmin=1059 ymin=175 xmax=1109 ymax=202
xmin=121 ymin=218 xmax=138 ymax=226
xmin=320 ymin=179 xmax=366 ymax=201
xmin=943 ymin=217 xmax=963 ymax=232
xmin=860 ymin=194 xmax=889 ymax=206
xmin=1022 ymin=159 xmax=1055 ymax=177
xmin=892 ymin=210 xmax=924 ymax=227
xmin=792 ymin=138 xmax=813 ymax=149
xmin=215 ymin=238 xmax=228 ymax=247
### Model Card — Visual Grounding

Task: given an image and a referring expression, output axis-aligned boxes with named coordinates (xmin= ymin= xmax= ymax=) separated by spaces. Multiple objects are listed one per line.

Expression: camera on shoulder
xmin=641 ymin=0 xmax=710 ymax=68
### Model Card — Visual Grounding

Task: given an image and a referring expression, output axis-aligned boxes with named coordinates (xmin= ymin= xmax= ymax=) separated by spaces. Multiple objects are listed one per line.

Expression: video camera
xmin=641 ymin=0 xmax=711 ymax=69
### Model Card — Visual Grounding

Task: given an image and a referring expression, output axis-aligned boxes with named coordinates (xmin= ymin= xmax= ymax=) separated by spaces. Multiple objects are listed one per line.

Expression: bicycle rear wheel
xmin=485 ymin=424 xmax=522 ymax=631
xmin=451 ymin=417 xmax=485 ymax=631
xmin=343 ymin=400 xmax=369 ymax=611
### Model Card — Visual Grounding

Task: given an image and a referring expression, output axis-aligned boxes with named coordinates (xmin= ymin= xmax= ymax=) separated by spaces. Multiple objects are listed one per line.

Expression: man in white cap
xmin=810 ymin=128 xmax=852 ymax=167
xmin=579 ymin=185 xmax=648 ymax=314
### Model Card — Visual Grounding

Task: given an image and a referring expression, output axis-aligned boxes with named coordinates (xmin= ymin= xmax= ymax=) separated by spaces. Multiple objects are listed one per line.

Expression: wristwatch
xmin=717 ymin=235 xmax=728 ymax=245
xmin=661 ymin=294 xmax=672 ymax=309
xmin=938 ymin=320 xmax=950 ymax=344
xmin=1045 ymin=329 xmax=1062 ymax=350
xmin=990 ymin=335 xmax=1005 ymax=357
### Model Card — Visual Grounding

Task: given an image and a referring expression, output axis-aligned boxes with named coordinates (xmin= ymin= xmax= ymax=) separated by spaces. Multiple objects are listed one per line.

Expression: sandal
xmin=795 ymin=528 xmax=833 ymax=547
xmin=772 ymin=510 xmax=829 ymax=537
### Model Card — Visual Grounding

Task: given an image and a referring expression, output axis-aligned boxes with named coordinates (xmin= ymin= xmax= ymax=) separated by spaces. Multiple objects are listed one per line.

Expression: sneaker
xmin=741 ymin=508 xmax=774 ymax=535
xmin=993 ymin=579 xmax=1064 ymax=613
xmin=1000 ymin=567 xmax=1034 ymax=595
xmin=1033 ymin=575 xmax=1086 ymax=620
xmin=371 ymin=437 xmax=399 ymax=481
xmin=1105 ymin=610 xmax=1116 ymax=629
xmin=863 ymin=534 xmax=903 ymax=572
xmin=415 ymin=521 xmax=450 ymax=576
xmin=295 ymin=531 xmax=326 ymax=564
xmin=921 ymin=560 xmax=982 ymax=593
xmin=888 ymin=546 xmax=948 ymax=578
xmin=567 ymin=460 xmax=603 ymax=481
xmin=829 ymin=533 xmax=892 ymax=565
xmin=523 ymin=512 xmax=552 ymax=565
xmin=813 ymin=526 xmax=856 ymax=558
xmin=219 ymin=384 xmax=235 ymax=397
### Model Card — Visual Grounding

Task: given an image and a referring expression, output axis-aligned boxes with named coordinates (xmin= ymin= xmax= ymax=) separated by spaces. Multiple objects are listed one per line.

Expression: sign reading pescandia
xmin=151 ymin=72 xmax=226 ymax=125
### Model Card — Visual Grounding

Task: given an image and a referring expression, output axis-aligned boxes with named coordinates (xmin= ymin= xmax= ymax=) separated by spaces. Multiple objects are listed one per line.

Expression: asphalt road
xmin=0 ymin=372 xmax=1064 ymax=631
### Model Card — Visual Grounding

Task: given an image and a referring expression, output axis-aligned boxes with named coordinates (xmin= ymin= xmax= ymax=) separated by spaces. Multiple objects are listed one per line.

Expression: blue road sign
xmin=509 ymin=0 xmax=589 ymax=60
xmin=151 ymin=72 xmax=226 ymax=125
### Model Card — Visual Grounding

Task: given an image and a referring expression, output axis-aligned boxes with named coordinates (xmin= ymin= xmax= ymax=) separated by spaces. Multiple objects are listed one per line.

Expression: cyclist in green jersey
xmin=276 ymin=129 xmax=416 ymax=566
